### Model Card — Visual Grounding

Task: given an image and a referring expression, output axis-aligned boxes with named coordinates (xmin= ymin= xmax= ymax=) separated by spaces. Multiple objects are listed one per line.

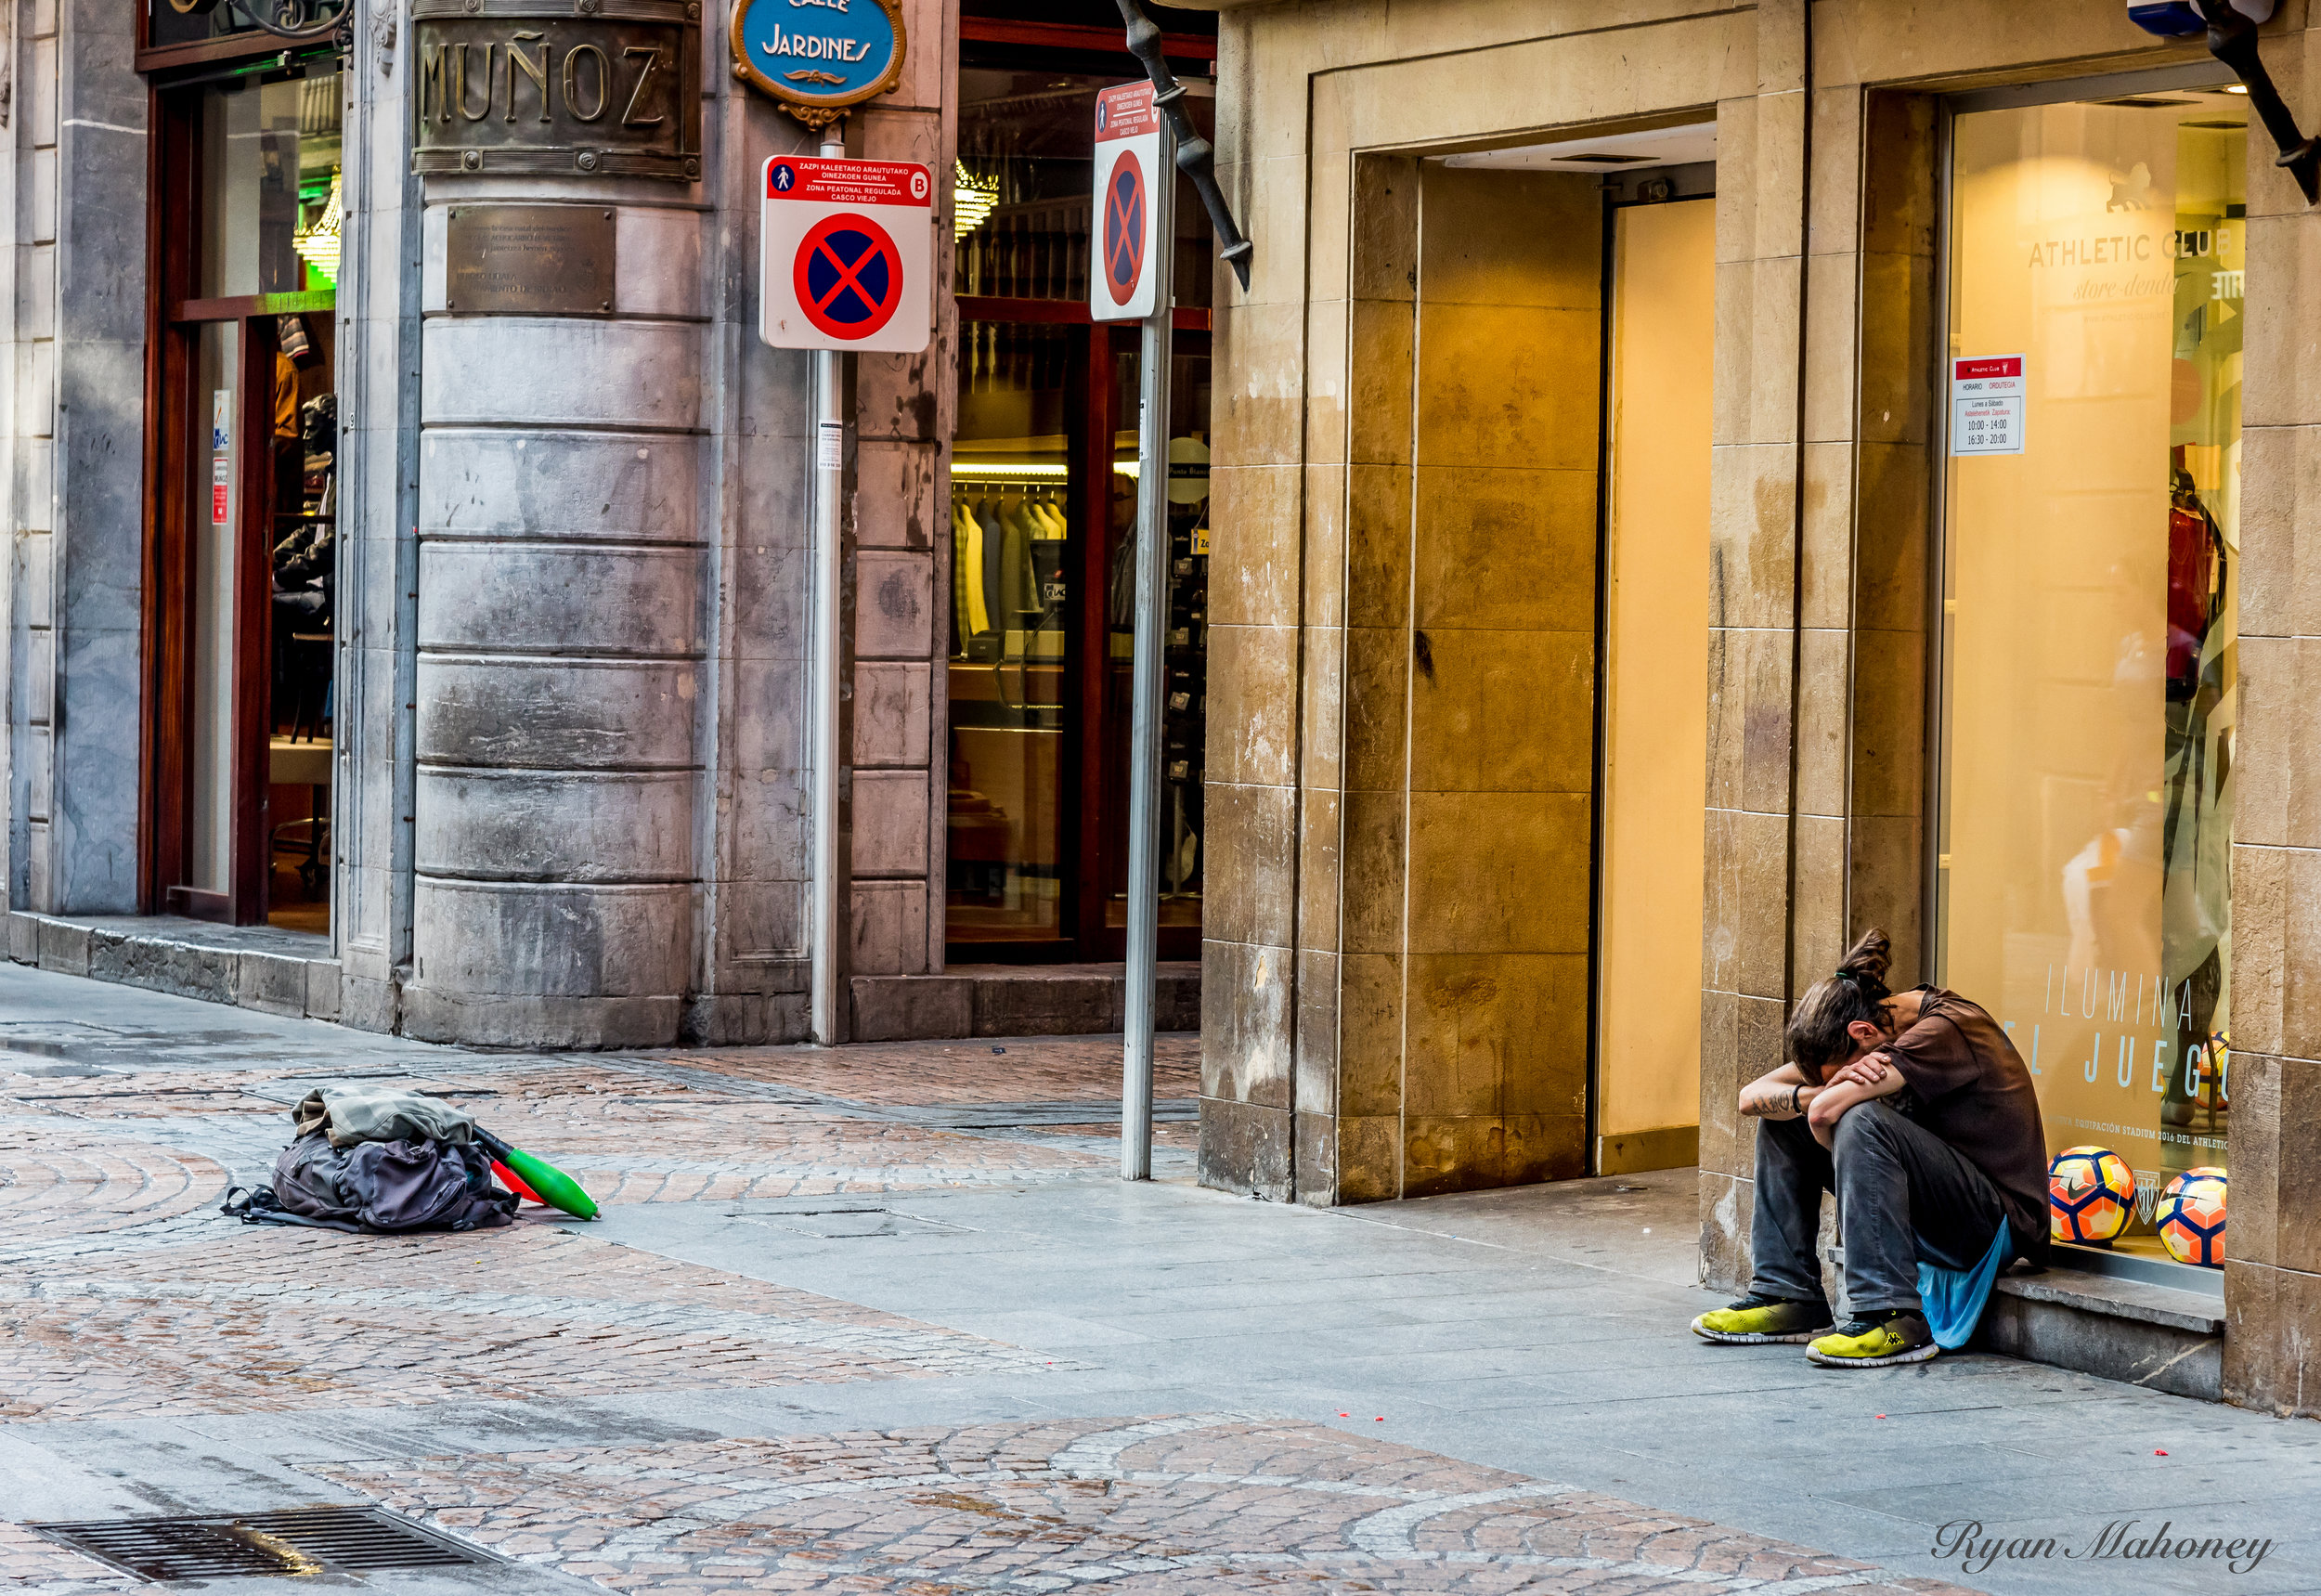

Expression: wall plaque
xmin=411 ymin=0 xmax=702 ymax=182
xmin=445 ymin=204 xmax=617 ymax=314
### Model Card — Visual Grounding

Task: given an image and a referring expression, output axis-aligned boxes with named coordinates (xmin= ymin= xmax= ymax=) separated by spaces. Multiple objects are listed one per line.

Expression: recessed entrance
xmin=144 ymin=66 xmax=342 ymax=933
xmin=1334 ymin=134 xmax=1713 ymax=1200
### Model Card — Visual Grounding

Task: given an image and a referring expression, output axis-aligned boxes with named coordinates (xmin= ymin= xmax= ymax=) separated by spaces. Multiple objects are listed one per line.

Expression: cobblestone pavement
xmin=0 ymin=1223 xmax=1067 ymax=1422
xmin=0 ymin=970 xmax=2020 ymax=1596
xmin=0 ymin=1524 xmax=131 ymax=1591
xmin=317 ymin=1415 xmax=1977 ymax=1595
xmin=666 ymin=1035 xmax=1201 ymax=1105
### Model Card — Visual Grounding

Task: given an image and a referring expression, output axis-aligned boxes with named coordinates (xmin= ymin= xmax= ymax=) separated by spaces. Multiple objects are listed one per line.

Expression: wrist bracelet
xmin=1790 ymin=1084 xmax=1803 ymax=1115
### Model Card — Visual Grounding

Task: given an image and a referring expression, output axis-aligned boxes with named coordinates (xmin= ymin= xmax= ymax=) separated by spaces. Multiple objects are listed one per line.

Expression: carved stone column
xmin=400 ymin=0 xmax=707 ymax=1045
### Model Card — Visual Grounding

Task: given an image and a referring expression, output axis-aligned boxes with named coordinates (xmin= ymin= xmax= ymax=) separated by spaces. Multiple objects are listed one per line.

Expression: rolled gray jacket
xmin=291 ymin=1084 xmax=475 ymax=1148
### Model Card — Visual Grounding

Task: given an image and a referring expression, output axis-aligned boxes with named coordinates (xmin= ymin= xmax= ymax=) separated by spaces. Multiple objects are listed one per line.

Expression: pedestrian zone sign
xmin=1091 ymin=82 xmax=1161 ymax=322
xmin=761 ymin=157 xmax=932 ymax=353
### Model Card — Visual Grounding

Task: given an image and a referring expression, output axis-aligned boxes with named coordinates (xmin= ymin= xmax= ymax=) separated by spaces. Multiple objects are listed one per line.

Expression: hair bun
xmin=1835 ymin=928 xmax=1893 ymax=999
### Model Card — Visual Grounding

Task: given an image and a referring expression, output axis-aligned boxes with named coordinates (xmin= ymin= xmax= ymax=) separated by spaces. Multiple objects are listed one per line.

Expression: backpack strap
xmin=218 ymin=1184 xmax=364 ymax=1234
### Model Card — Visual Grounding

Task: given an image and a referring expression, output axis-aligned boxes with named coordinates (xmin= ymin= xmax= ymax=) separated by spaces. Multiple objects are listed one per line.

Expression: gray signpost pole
xmin=1111 ymin=0 xmax=1251 ymax=1180
xmin=1121 ymin=120 xmax=1177 ymax=1181
xmin=809 ymin=125 xmax=848 ymax=1045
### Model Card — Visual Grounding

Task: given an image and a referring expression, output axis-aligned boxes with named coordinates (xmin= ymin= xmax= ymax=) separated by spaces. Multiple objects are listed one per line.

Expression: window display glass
xmin=1938 ymin=88 xmax=2246 ymax=1261
xmin=946 ymin=53 xmax=1212 ymax=955
xmin=201 ymin=73 xmax=343 ymax=299
xmin=949 ymin=320 xmax=1073 ymax=943
xmin=1102 ymin=343 xmax=1208 ymax=931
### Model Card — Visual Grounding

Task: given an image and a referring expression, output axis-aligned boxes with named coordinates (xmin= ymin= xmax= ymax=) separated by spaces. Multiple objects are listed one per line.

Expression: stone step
xmin=850 ymin=962 xmax=1199 ymax=1041
xmin=1981 ymin=1263 xmax=2224 ymax=1399
xmin=1822 ymin=1240 xmax=2224 ymax=1398
xmin=6 ymin=911 xmax=341 ymax=1022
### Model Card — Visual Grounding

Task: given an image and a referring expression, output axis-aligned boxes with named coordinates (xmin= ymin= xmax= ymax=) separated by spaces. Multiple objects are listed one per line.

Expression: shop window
xmin=145 ymin=0 xmax=268 ymax=55
xmin=1937 ymin=86 xmax=2246 ymax=1259
xmin=947 ymin=48 xmax=1211 ymax=960
xmin=149 ymin=67 xmax=342 ymax=932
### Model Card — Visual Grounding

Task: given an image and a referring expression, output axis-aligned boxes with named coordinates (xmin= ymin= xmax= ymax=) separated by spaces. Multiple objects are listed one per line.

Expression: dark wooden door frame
xmin=141 ymin=76 xmax=322 ymax=926
xmin=139 ymin=85 xmax=194 ymax=915
xmin=945 ymin=302 xmax=1205 ymax=966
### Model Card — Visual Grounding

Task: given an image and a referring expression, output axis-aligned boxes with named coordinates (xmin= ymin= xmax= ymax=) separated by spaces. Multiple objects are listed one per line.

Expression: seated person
xmin=1690 ymin=929 xmax=2049 ymax=1367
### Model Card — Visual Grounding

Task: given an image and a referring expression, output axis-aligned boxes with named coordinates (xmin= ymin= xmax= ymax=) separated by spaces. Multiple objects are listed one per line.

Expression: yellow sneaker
xmin=1807 ymin=1311 xmax=1938 ymax=1367
xmin=1691 ymin=1293 xmax=1835 ymax=1344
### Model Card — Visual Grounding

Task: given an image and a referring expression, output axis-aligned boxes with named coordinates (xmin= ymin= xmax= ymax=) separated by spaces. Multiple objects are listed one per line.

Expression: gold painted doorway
xmin=1594 ymin=195 xmax=1715 ymax=1175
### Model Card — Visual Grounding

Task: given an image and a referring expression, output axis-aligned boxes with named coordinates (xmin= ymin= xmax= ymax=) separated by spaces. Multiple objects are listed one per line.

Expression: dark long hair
xmin=1785 ymin=928 xmax=1894 ymax=1079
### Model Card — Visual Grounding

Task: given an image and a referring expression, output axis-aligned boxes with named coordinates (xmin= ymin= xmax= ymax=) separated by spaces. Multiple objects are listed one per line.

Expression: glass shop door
xmin=148 ymin=65 xmax=343 ymax=930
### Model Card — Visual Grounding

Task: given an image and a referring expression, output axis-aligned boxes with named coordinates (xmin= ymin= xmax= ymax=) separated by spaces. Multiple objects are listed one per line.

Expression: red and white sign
xmin=1951 ymin=354 xmax=2026 ymax=456
xmin=761 ymin=157 xmax=932 ymax=353
xmin=1091 ymin=83 xmax=1162 ymax=322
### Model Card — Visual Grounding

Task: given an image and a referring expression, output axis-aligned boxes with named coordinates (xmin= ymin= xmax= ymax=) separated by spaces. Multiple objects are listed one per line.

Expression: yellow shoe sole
xmin=1690 ymin=1314 xmax=1828 ymax=1345
xmin=1806 ymin=1339 xmax=1939 ymax=1368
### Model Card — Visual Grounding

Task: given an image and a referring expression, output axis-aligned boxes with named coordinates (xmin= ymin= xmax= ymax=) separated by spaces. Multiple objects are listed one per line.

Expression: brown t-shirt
xmin=1879 ymin=986 xmax=2051 ymax=1263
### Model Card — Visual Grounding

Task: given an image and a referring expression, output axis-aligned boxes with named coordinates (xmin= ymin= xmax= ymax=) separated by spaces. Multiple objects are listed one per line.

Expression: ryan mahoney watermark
xmin=1932 ymin=1520 xmax=2275 ymax=1577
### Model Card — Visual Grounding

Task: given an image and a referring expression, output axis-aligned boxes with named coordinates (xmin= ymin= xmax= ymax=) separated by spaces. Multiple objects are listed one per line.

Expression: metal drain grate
xmin=36 ymin=1505 xmax=490 ymax=1581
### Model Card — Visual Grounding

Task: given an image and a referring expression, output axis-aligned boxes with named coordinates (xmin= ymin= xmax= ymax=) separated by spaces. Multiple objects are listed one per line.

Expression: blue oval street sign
xmin=732 ymin=0 xmax=908 ymax=126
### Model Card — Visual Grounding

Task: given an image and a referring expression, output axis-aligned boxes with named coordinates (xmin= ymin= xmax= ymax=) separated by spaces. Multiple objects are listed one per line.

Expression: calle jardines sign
xmin=730 ymin=0 xmax=907 ymax=130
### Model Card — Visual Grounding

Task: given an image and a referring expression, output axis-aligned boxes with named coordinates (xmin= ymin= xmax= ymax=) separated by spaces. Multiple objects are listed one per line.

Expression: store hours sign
xmin=732 ymin=0 xmax=907 ymax=128
xmin=1951 ymin=354 xmax=2026 ymax=456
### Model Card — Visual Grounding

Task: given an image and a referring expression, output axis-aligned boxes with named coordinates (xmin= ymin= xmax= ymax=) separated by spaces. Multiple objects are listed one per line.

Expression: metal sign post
xmin=1120 ymin=115 xmax=1176 ymax=1181
xmin=739 ymin=0 xmax=917 ymax=1048
xmin=1106 ymin=0 xmax=1252 ymax=1179
xmin=759 ymin=144 xmax=934 ymax=1045
xmin=810 ymin=130 xmax=846 ymax=1046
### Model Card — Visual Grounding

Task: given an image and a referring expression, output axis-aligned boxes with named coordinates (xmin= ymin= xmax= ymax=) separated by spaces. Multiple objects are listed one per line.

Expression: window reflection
xmin=949 ymin=321 xmax=1071 ymax=942
xmin=201 ymin=73 xmax=342 ymax=299
xmin=1939 ymin=91 xmax=2245 ymax=1254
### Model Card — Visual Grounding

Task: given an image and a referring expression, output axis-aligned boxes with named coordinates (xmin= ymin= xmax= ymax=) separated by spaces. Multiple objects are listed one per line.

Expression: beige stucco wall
xmin=1196 ymin=0 xmax=2321 ymax=1416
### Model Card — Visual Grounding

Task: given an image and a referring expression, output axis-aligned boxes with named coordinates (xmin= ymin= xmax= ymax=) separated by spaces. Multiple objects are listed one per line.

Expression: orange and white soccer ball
xmin=2155 ymin=1168 xmax=2228 ymax=1268
xmin=2049 ymin=1146 xmax=2136 ymax=1243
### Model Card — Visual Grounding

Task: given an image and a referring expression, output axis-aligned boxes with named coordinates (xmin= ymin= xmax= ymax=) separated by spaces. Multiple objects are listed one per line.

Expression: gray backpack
xmin=245 ymin=1132 xmax=517 ymax=1233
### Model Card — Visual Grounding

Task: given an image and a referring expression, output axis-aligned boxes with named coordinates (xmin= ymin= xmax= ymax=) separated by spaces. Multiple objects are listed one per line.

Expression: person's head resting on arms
xmin=1784 ymin=929 xmax=1917 ymax=1089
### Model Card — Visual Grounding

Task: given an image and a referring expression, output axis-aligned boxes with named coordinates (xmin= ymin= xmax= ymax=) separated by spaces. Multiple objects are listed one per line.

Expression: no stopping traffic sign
xmin=1091 ymin=82 xmax=1161 ymax=321
xmin=761 ymin=158 xmax=932 ymax=353
xmin=796 ymin=214 xmax=905 ymax=340
xmin=1103 ymin=155 xmax=1148 ymax=308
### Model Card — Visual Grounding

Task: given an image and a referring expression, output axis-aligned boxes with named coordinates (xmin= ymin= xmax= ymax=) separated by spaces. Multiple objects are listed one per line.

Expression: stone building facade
xmin=1193 ymin=0 xmax=2321 ymax=1416
xmin=0 ymin=0 xmax=1105 ymax=1045
xmin=6 ymin=0 xmax=2312 ymax=1417
xmin=5 ymin=0 xmax=1212 ymax=1047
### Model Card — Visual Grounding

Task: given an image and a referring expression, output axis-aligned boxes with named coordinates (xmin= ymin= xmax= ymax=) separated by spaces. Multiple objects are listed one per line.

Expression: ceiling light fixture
xmin=292 ymin=168 xmax=342 ymax=284
xmin=953 ymin=160 xmax=1000 ymax=239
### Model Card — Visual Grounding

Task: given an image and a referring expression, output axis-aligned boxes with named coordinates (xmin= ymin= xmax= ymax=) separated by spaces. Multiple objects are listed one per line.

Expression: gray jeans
xmin=1749 ymin=1099 xmax=2009 ymax=1317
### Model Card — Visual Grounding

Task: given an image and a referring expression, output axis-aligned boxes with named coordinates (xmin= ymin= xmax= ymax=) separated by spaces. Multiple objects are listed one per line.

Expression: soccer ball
xmin=2049 ymin=1146 xmax=2136 ymax=1243
xmin=2156 ymin=1169 xmax=2228 ymax=1268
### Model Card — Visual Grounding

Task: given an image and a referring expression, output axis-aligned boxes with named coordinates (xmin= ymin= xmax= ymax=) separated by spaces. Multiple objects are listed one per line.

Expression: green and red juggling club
xmin=490 ymin=1160 xmax=545 ymax=1205
xmin=473 ymin=1126 xmax=599 ymax=1219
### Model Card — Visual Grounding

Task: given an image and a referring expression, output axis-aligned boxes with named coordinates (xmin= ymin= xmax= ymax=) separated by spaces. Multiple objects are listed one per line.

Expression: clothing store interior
xmin=946 ymin=10 xmax=1216 ymax=963
xmin=155 ymin=65 xmax=341 ymax=932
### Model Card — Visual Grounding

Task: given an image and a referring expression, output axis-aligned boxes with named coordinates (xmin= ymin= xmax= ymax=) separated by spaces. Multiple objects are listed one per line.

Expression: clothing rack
xmin=950 ymin=466 xmax=1068 ymax=662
